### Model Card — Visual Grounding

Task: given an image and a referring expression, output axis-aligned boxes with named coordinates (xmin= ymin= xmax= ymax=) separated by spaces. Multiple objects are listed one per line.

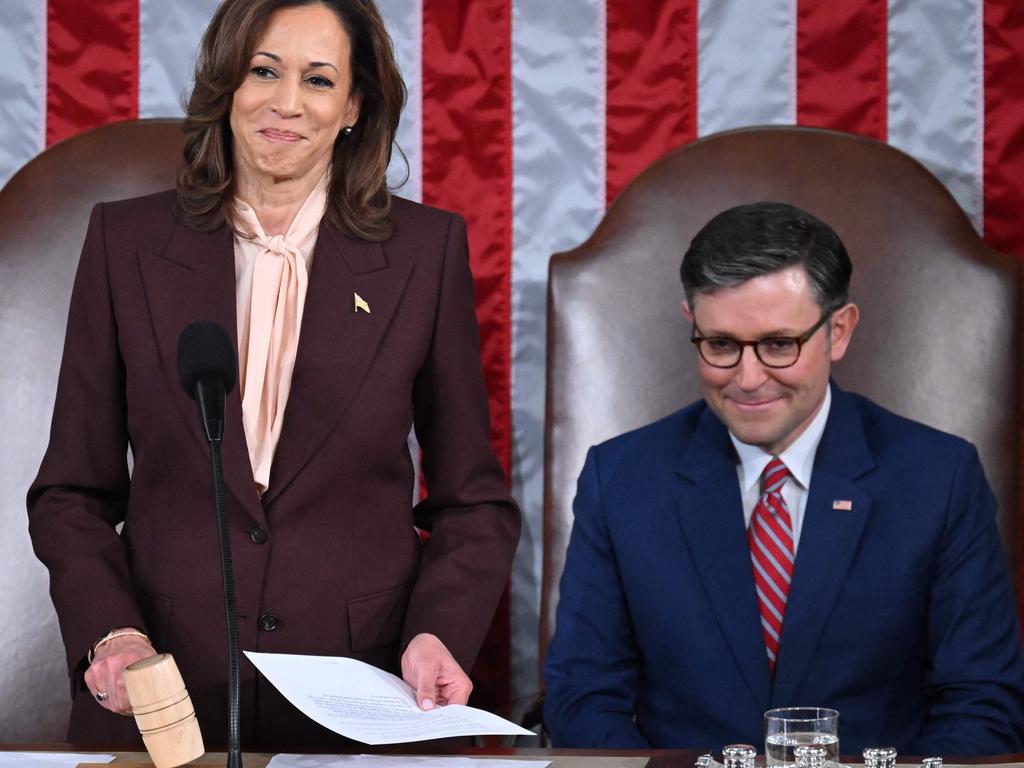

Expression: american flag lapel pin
xmin=353 ymin=293 xmax=371 ymax=314
xmin=832 ymin=499 xmax=853 ymax=511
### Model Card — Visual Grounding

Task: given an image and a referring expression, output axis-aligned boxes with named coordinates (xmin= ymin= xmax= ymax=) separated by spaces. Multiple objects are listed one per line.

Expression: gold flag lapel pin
xmin=832 ymin=499 xmax=853 ymax=511
xmin=353 ymin=293 xmax=371 ymax=314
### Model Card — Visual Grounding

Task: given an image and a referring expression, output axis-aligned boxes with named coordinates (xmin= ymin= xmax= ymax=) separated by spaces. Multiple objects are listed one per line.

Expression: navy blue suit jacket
xmin=544 ymin=384 xmax=1024 ymax=755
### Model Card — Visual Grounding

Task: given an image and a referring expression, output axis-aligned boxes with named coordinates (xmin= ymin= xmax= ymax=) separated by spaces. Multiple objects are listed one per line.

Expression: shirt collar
xmin=730 ymin=385 xmax=832 ymax=493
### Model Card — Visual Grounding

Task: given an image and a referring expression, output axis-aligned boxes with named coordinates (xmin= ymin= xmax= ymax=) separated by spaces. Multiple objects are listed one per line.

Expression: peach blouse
xmin=232 ymin=174 xmax=328 ymax=494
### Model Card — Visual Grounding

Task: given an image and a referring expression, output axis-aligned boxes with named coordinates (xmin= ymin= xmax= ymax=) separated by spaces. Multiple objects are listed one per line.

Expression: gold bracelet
xmin=88 ymin=629 xmax=152 ymax=664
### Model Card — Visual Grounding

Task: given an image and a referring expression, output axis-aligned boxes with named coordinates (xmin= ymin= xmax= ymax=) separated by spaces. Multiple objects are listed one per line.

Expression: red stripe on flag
xmin=982 ymin=0 xmax=1024 ymax=625
xmin=796 ymin=0 xmax=887 ymax=140
xmin=605 ymin=0 xmax=698 ymax=205
xmin=421 ymin=0 xmax=512 ymax=710
xmin=984 ymin=3 xmax=1024 ymax=260
xmin=46 ymin=0 xmax=138 ymax=146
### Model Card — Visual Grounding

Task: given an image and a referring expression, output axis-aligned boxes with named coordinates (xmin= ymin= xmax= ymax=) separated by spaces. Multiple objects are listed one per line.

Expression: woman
xmin=27 ymin=0 xmax=519 ymax=748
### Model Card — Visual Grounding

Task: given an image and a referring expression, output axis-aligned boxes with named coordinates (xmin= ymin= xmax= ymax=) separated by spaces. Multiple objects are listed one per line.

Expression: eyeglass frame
xmin=689 ymin=311 xmax=832 ymax=369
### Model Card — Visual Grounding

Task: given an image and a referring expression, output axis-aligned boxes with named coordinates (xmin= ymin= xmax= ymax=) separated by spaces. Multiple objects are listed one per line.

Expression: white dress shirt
xmin=729 ymin=386 xmax=832 ymax=554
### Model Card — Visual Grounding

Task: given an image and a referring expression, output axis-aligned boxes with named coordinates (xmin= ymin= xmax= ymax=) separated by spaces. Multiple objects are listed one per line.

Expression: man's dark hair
xmin=680 ymin=202 xmax=852 ymax=313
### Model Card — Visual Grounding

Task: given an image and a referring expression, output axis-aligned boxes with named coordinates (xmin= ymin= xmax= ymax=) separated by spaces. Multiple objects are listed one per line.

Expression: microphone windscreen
xmin=177 ymin=321 xmax=238 ymax=398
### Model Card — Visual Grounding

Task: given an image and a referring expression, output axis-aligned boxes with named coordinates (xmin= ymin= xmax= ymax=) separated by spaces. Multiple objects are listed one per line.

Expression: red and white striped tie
xmin=749 ymin=457 xmax=795 ymax=675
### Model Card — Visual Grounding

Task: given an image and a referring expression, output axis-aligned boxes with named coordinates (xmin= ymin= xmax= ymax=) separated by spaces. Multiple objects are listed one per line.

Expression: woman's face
xmin=230 ymin=3 xmax=361 ymax=189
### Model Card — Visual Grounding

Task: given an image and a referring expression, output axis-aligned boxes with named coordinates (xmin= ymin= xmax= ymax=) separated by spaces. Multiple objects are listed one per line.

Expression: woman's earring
xmin=342 ymin=125 xmax=354 ymax=136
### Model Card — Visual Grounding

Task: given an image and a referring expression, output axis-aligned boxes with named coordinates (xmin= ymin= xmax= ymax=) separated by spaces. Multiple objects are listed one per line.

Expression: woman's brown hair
xmin=177 ymin=0 xmax=406 ymax=241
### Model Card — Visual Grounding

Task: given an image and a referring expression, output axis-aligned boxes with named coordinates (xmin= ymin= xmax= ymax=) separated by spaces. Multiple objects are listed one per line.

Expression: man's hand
xmin=84 ymin=629 xmax=157 ymax=715
xmin=401 ymin=633 xmax=472 ymax=710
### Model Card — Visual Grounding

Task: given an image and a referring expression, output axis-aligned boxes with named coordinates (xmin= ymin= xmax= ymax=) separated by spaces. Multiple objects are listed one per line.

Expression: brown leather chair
xmin=541 ymin=125 xmax=1021 ymax=676
xmin=0 ymin=118 xmax=185 ymax=740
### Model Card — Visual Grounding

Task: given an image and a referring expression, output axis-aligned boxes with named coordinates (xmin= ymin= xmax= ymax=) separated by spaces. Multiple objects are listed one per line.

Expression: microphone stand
xmin=198 ymin=382 xmax=243 ymax=768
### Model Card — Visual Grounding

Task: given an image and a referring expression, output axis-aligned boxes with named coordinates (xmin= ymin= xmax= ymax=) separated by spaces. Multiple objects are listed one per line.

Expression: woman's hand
xmin=401 ymin=632 xmax=472 ymax=709
xmin=84 ymin=629 xmax=157 ymax=715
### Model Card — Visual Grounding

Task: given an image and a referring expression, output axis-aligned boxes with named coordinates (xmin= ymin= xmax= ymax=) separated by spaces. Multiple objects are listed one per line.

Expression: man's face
xmin=684 ymin=265 xmax=858 ymax=455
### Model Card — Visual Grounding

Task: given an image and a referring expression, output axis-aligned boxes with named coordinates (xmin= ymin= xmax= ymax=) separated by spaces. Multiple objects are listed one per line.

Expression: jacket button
xmin=258 ymin=613 xmax=279 ymax=631
xmin=249 ymin=525 xmax=268 ymax=544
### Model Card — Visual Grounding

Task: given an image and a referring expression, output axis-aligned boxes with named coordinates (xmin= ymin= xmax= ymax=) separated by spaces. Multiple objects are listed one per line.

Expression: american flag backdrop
xmin=3 ymin=0 xmax=1024 ymax=710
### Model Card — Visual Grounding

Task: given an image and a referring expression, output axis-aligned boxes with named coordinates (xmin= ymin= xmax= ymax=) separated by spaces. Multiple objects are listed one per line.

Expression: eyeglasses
xmin=690 ymin=313 xmax=831 ymax=369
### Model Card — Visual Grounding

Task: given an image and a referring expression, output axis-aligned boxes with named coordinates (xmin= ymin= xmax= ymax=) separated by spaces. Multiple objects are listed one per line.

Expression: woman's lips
xmin=260 ymin=128 xmax=303 ymax=142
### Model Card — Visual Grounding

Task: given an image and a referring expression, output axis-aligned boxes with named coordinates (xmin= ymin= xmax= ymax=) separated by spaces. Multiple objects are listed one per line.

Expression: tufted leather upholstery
xmin=0 ymin=118 xmax=186 ymax=740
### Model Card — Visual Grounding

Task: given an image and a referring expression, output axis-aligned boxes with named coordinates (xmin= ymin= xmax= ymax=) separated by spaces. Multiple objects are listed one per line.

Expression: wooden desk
xmin=4 ymin=745 xmax=1023 ymax=768
xmin=109 ymin=750 xmax=649 ymax=768
xmin=2 ymin=746 xmax=665 ymax=768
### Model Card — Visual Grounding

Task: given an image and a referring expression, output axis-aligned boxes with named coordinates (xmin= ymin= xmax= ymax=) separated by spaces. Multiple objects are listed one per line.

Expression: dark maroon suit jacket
xmin=27 ymin=190 xmax=520 ymax=748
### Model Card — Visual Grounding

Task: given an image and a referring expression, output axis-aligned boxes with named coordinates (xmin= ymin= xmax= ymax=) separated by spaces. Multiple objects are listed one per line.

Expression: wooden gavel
xmin=123 ymin=654 xmax=205 ymax=768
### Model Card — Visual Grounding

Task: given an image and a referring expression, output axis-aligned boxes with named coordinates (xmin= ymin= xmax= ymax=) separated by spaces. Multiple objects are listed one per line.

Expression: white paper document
xmin=0 ymin=753 xmax=114 ymax=768
xmin=245 ymin=651 xmax=534 ymax=744
xmin=268 ymin=755 xmax=550 ymax=768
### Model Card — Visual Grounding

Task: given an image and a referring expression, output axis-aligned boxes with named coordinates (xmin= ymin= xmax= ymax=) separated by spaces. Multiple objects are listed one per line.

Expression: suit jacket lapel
xmin=674 ymin=407 xmax=772 ymax=713
xmin=261 ymin=221 xmax=413 ymax=506
xmin=137 ymin=217 xmax=263 ymax=524
xmin=771 ymin=386 xmax=875 ymax=705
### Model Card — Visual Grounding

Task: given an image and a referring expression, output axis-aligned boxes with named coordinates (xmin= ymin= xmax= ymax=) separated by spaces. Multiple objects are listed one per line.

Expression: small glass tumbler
xmin=764 ymin=707 xmax=839 ymax=766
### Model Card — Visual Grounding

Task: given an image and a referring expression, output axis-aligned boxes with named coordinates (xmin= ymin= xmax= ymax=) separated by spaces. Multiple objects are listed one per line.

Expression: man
xmin=543 ymin=202 xmax=1024 ymax=755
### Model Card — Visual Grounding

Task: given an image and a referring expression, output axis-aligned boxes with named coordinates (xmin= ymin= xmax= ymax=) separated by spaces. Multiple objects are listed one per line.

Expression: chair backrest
xmin=0 ymin=118 xmax=186 ymax=740
xmin=541 ymin=125 xmax=1021 ymax=666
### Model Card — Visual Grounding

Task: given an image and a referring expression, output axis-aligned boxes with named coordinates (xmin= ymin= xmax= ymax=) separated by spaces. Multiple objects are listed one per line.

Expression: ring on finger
xmin=95 ymin=691 xmax=109 ymax=702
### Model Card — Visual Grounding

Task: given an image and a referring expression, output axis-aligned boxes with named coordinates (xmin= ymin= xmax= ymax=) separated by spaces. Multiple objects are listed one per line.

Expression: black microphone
xmin=176 ymin=320 xmax=243 ymax=768
xmin=177 ymin=321 xmax=237 ymax=443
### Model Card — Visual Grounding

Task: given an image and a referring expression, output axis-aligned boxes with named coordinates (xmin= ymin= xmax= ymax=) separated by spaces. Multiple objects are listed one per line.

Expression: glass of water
xmin=764 ymin=707 xmax=839 ymax=766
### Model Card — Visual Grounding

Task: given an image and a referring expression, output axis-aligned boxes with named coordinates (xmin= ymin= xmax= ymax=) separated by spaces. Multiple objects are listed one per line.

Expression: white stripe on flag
xmin=378 ymin=0 xmax=423 ymax=501
xmin=139 ymin=0 xmax=220 ymax=118
xmin=887 ymin=0 xmax=984 ymax=231
xmin=379 ymin=0 xmax=423 ymax=202
xmin=509 ymin=0 xmax=606 ymax=697
xmin=0 ymin=0 xmax=46 ymax=189
xmin=697 ymin=0 xmax=797 ymax=136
